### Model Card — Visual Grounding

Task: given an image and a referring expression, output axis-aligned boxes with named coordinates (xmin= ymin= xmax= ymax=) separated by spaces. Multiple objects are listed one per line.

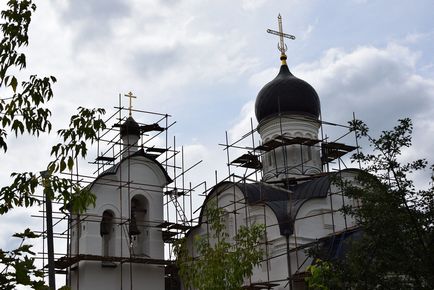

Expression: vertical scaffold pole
xmin=41 ymin=171 xmax=56 ymax=290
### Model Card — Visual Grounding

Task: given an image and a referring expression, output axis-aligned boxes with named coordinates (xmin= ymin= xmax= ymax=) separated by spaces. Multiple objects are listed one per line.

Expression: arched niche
xmin=129 ymin=194 xmax=150 ymax=257
xmin=100 ymin=210 xmax=116 ymax=260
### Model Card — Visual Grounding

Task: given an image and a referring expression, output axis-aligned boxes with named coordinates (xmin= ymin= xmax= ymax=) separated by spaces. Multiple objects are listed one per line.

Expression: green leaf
xmin=67 ymin=156 xmax=74 ymax=170
xmin=10 ymin=76 xmax=17 ymax=92
xmin=60 ymin=158 xmax=66 ymax=172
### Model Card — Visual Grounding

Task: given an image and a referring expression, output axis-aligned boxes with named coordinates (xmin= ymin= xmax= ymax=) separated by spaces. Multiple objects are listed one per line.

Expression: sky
xmin=1 ymin=0 xmax=434 ymax=286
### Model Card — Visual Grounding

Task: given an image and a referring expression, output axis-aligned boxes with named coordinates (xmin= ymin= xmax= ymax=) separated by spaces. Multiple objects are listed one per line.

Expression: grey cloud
xmin=62 ymin=0 xmax=130 ymax=22
xmin=129 ymin=49 xmax=181 ymax=77
xmin=237 ymin=44 xmax=434 ymax=170
xmin=296 ymin=45 xmax=434 ymax=129
xmin=58 ymin=0 xmax=131 ymax=41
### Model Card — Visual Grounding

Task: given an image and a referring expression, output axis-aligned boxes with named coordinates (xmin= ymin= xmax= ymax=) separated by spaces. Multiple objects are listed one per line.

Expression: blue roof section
xmin=196 ymin=169 xmax=363 ymax=237
xmin=316 ymin=227 xmax=363 ymax=261
xmin=288 ymin=174 xmax=331 ymax=224
xmin=188 ymin=169 xmax=364 ymax=238
xmin=237 ymin=175 xmax=331 ymax=236
xmin=238 ymin=182 xmax=293 ymax=235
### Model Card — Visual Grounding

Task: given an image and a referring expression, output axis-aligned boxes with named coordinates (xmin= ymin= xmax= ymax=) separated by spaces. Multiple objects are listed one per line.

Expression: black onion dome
xmin=255 ymin=64 xmax=320 ymax=123
xmin=120 ymin=116 xmax=140 ymax=137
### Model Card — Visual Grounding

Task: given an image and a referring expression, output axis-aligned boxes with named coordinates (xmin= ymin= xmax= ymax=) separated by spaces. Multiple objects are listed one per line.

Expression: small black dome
xmin=120 ymin=117 xmax=140 ymax=137
xmin=255 ymin=64 xmax=320 ymax=123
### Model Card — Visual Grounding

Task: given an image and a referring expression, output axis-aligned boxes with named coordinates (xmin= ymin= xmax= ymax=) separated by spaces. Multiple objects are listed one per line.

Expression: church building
xmin=184 ymin=16 xmax=360 ymax=290
xmin=54 ymin=15 xmax=361 ymax=290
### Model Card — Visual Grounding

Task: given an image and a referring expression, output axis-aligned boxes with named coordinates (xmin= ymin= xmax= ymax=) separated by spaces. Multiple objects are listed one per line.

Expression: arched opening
xmin=129 ymin=195 xmax=149 ymax=257
xmin=100 ymin=210 xmax=116 ymax=261
xmin=223 ymin=210 xmax=235 ymax=238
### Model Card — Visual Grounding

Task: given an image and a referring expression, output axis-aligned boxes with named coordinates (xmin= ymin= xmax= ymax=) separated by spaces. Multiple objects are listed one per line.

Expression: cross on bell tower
xmin=124 ymin=91 xmax=137 ymax=117
xmin=267 ymin=14 xmax=296 ymax=64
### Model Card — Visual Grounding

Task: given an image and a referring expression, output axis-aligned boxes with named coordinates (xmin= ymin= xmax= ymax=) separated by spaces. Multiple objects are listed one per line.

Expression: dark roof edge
xmin=186 ymin=168 xmax=365 ymax=238
xmin=91 ymin=149 xmax=172 ymax=187
xmin=186 ymin=181 xmax=292 ymax=237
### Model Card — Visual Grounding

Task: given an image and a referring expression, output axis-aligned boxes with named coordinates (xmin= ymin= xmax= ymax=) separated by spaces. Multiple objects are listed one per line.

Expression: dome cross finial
xmin=124 ymin=91 xmax=137 ymax=117
xmin=267 ymin=14 xmax=296 ymax=65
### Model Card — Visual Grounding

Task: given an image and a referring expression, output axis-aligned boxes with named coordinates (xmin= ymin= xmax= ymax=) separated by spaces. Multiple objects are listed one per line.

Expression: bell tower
xmin=68 ymin=111 xmax=171 ymax=290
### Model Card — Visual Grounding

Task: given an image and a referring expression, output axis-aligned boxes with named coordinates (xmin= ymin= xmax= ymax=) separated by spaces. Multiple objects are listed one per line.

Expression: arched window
xmin=223 ymin=211 xmax=235 ymax=238
xmin=306 ymin=146 xmax=312 ymax=161
xmin=129 ymin=195 xmax=149 ymax=257
xmin=100 ymin=210 xmax=115 ymax=261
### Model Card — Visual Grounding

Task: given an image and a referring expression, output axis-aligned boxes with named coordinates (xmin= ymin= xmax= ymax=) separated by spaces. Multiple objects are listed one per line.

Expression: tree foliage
xmin=0 ymin=0 xmax=53 ymax=153
xmin=0 ymin=1 xmax=107 ymax=288
xmin=174 ymin=203 xmax=265 ymax=290
xmin=306 ymin=118 xmax=434 ymax=289
xmin=305 ymin=259 xmax=341 ymax=290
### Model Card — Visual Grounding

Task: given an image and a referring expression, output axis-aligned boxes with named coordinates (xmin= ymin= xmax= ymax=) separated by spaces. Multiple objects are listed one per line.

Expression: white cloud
xmin=228 ymin=100 xmax=257 ymax=143
xmin=241 ymin=0 xmax=267 ymax=11
xmin=248 ymin=67 xmax=279 ymax=91
xmin=294 ymin=44 xmax=430 ymax=125
xmin=231 ymin=43 xmax=434 ymax=171
xmin=301 ymin=24 xmax=315 ymax=40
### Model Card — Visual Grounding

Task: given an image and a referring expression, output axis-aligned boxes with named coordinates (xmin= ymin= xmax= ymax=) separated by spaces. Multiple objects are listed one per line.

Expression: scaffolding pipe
xmin=41 ymin=170 xmax=56 ymax=290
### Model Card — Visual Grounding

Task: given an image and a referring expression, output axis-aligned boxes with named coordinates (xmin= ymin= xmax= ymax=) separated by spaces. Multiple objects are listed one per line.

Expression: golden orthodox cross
xmin=124 ymin=91 xmax=137 ymax=117
xmin=267 ymin=14 xmax=296 ymax=62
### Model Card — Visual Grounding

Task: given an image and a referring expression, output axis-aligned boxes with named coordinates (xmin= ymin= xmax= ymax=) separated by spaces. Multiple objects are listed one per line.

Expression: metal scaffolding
xmin=33 ymin=94 xmax=207 ymax=289
xmin=33 ymin=94 xmax=362 ymax=290
xmin=187 ymin=111 xmax=362 ymax=290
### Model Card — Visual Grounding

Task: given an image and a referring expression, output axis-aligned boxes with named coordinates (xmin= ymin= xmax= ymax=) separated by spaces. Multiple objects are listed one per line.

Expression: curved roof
xmin=192 ymin=169 xmax=362 ymax=237
xmin=255 ymin=64 xmax=321 ymax=123
xmin=93 ymin=149 xmax=172 ymax=185
xmin=120 ymin=116 xmax=140 ymax=137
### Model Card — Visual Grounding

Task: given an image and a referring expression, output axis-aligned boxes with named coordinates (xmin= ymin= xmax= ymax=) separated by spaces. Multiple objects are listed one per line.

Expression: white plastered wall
xmin=185 ymin=171 xmax=359 ymax=290
xmin=70 ymin=155 xmax=167 ymax=290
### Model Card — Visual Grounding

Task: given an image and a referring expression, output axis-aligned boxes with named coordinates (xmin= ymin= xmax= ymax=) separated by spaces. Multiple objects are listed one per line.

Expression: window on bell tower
xmin=100 ymin=210 xmax=115 ymax=259
xmin=129 ymin=195 xmax=149 ymax=257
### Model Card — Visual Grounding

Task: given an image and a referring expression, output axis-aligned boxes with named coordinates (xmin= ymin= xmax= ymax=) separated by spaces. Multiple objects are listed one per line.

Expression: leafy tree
xmin=174 ymin=203 xmax=265 ymax=290
xmin=306 ymin=118 xmax=434 ymax=290
xmin=0 ymin=1 xmax=107 ymax=288
xmin=305 ymin=259 xmax=341 ymax=290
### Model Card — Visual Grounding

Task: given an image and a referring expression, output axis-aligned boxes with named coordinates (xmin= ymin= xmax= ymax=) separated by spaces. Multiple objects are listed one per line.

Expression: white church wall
xmin=184 ymin=171 xmax=361 ymax=290
xmin=70 ymin=263 xmax=164 ymax=290
xmin=248 ymin=205 xmax=286 ymax=287
xmin=295 ymin=192 xmax=356 ymax=242
xmin=186 ymin=185 xmax=296 ymax=289
xmin=69 ymin=155 xmax=168 ymax=290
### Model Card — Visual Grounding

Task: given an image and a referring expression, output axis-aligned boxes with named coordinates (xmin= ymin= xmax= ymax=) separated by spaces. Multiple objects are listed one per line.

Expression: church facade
xmin=57 ymin=17 xmax=361 ymax=290
xmin=184 ymin=52 xmax=360 ymax=289
xmin=66 ymin=117 xmax=172 ymax=290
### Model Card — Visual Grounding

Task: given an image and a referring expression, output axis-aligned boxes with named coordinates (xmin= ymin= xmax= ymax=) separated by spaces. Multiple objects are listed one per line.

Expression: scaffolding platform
xmin=164 ymin=189 xmax=186 ymax=197
xmin=231 ymin=153 xmax=262 ymax=169
xmin=95 ymin=156 xmax=116 ymax=162
xmin=54 ymin=254 xmax=174 ymax=269
xmin=169 ymin=223 xmax=192 ymax=231
xmin=141 ymin=123 xmax=165 ymax=133
xmin=162 ymin=230 xmax=179 ymax=242
xmin=146 ymin=147 xmax=168 ymax=154
xmin=242 ymin=282 xmax=280 ymax=289
xmin=321 ymin=142 xmax=357 ymax=164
